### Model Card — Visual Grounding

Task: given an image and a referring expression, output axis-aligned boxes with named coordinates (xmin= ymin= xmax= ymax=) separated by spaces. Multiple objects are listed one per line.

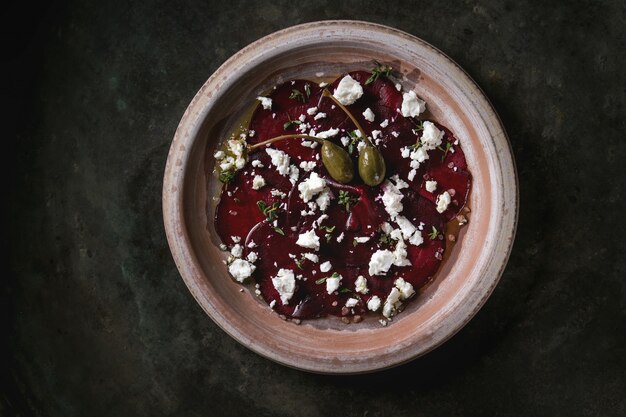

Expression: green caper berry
xmin=321 ymin=140 xmax=354 ymax=184
xmin=358 ymin=145 xmax=386 ymax=186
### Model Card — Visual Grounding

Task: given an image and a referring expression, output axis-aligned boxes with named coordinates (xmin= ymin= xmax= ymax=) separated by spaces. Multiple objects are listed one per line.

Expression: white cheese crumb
xmin=306 ymin=106 xmax=318 ymax=115
xmin=395 ymin=216 xmax=417 ymax=240
xmin=301 ymin=140 xmax=318 ymax=149
xmin=380 ymin=119 xmax=389 ymax=128
xmin=336 ymin=232 xmax=345 ymax=242
xmin=425 ymin=180 xmax=438 ymax=192
xmin=380 ymin=180 xmax=404 ymax=219
xmin=320 ymin=261 xmax=332 ymax=273
xmin=214 ymin=150 xmax=225 ymax=160
xmin=355 ymin=275 xmax=369 ymax=294
xmin=392 ymin=239 xmax=411 ymax=267
xmin=251 ymin=160 xmax=264 ymax=168
xmin=407 ymin=169 xmax=417 ymax=181
xmin=256 ymin=96 xmax=272 ymax=110
xmin=247 ymin=240 xmax=257 ymax=248
xmin=270 ymin=189 xmax=287 ymax=199
xmin=395 ymin=277 xmax=415 ymax=299
xmin=315 ymin=128 xmax=340 ymax=139
xmin=401 ymin=91 xmax=426 ymax=118
xmin=272 ymin=268 xmax=296 ymax=304
xmin=345 ymin=298 xmax=359 ymax=308
xmin=395 ymin=82 xmax=402 ymax=91
xmin=265 ymin=148 xmax=290 ymax=176
xmin=391 ymin=175 xmax=409 ymax=190
xmin=298 ymin=172 xmax=327 ymax=202
xmin=340 ymin=136 xmax=350 ymax=147
xmin=299 ymin=160 xmax=317 ymax=172
xmin=269 ymin=300 xmax=276 ymax=309
xmin=230 ymin=244 xmax=243 ymax=258
xmin=326 ymin=274 xmax=342 ymax=294
xmin=409 ymin=230 xmax=424 ymax=246
xmin=368 ymin=296 xmax=382 ymax=311
xmin=383 ymin=287 xmax=401 ymax=318
xmin=231 ymin=236 xmax=241 ymax=243
xmin=391 ymin=131 xmax=400 ymax=138
xmin=369 ymin=249 xmax=395 ymax=275
xmin=362 ymin=108 xmax=375 ymax=122
xmin=228 ymin=259 xmax=256 ymax=282
xmin=315 ymin=188 xmax=332 ymax=211
xmin=252 ymin=175 xmax=266 ymax=190
xmin=354 ymin=236 xmax=370 ymax=243
xmin=420 ymin=121 xmax=444 ymax=150
xmin=314 ymin=112 xmax=327 ymax=120
xmin=247 ymin=251 xmax=258 ymax=263
xmin=333 ymin=74 xmax=364 ymax=105
xmin=436 ymin=191 xmax=452 ymax=213
xmin=296 ymin=229 xmax=320 ymax=251
xmin=319 ymin=81 xmax=328 ymax=87
xmin=303 ymin=253 xmax=319 ymax=263
xmin=371 ymin=130 xmax=382 ymax=139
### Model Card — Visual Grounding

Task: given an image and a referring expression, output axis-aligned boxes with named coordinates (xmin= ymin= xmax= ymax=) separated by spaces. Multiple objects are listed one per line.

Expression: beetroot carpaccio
xmin=213 ymin=65 xmax=471 ymax=325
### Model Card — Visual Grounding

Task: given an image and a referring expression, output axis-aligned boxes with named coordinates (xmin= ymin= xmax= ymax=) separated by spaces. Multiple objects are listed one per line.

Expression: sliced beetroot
xmin=214 ymin=70 xmax=471 ymax=321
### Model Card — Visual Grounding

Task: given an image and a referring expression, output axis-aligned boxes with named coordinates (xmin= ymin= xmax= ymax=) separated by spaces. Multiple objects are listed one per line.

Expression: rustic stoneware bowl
xmin=163 ymin=20 xmax=518 ymax=374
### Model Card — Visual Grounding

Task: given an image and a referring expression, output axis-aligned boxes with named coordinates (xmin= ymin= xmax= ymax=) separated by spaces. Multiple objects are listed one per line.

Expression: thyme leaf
xmin=365 ymin=61 xmax=393 ymax=85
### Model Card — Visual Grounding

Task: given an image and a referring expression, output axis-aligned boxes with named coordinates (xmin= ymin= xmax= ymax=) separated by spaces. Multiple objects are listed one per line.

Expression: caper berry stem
xmin=321 ymin=89 xmax=372 ymax=146
xmin=248 ymin=134 xmax=323 ymax=151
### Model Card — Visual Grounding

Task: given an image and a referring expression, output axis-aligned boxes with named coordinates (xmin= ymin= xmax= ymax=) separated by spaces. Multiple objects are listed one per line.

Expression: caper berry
xmin=321 ymin=140 xmax=354 ymax=183
xmin=358 ymin=145 xmax=386 ymax=186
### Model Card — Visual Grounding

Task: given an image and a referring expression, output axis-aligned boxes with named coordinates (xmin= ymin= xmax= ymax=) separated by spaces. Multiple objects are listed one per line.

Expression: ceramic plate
xmin=163 ymin=20 xmax=518 ymax=374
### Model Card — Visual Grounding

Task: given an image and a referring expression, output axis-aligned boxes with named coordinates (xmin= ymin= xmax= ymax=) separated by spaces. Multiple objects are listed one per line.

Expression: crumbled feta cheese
xmin=320 ymin=261 xmax=332 ymax=273
xmin=436 ymin=191 xmax=452 ymax=213
xmin=381 ymin=222 xmax=393 ymax=234
xmin=251 ymin=160 xmax=264 ymax=168
xmin=369 ymin=249 xmax=395 ymax=275
xmin=401 ymin=91 xmax=426 ymax=118
xmin=357 ymin=141 xmax=366 ymax=153
xmin=380 ymin=180 xmax=404 ymax=219
xmin=392 ymin=239 xmax=411 ymax=267
xmin=298 ymin=172 xmax=327 ymax=202
xmin=333 ymin=74 xmax=364 ymax=105
xmin=214 ymin=150 xmax=225 ymax=159
xmin=269 ymin=300 xmax=276 ymax=309
xmin=425 ymin=180 xmax=438 ymax=192
xmin=395 ymin=82 xmax=402 ymax=91
xmin=345 ymin=298 xmax=359 ymax=308
xmin=362 ymin=108 xmax=375 ymax=122
xmin=315 ymin=188 xmax=332 ymax=211
xmin=231 ymin=236 xmax=241 ymax=243
xmin=315 ymin=128 xmax=340 ymax=139
xmin=299 ymin=160 xmax=317 ymax=172
xmin=380 ymin=119 xmax=389 ymax=128
xmin=306 ymin=106 xmax=318 ymax=115
xmin=354 ymin=236 xmax=370 ymax=243
xmin=288 ymin=165 xmax=299 ymax=184
xmin=420 ymin=121 xmax=444 ymax=150
xmin=401 ymin=147 xmax=411 ymax=159
xmin=247 ymin=251 xmax=258 ymax=263
xmin=296 ymin=229 xmax=320 ymax=251
xmin=355 ymin=275 xmax=369 ymax=294
xmin=303 ymin=253 xmax=319 ymax=263
xmin=228 ymin=259 xmax=256 ymax=282
xmin=230 ymin=244 xmax=243 ymax=258
xmin=383 ymin=287 xmax=401 ymax=318
xmin=265 ymin=148 xmax=290 ymax=176
xmin=247 ymin=240 xmax=257 ymax=248
xmin=314 ymin=112 xmax=327 ymax=120
xmin=368 ymin=296 xmax=382 ymax=311
xmin=319 ymin=81 xmax=328 ymax=87
xmin=410 ymin=147 xmax=429 ymax=164
xmin=409 ymin=230 xmax=424 ymax=246
xmin=272 ymin=269 xmax=296 ymax=304
xmin=395 ymin=277 xmax=415 ymax=299
xmin=407 ymin=169 xmax=417 ymax=181
xmin=257 ymin=96 xmax=272 ymax=110
xmin=395 ymin=216 xmax=417 ymax=240
xmin=336 ymin=232 xmax=345 ymax=242
xmin=391 ymin=175 xmax=409 ymax=190
xmin=301 ymin=140 xmax=318 ymax=148
xmin=326 ymin=274 xmax=342 ymax=294
xmin=252 ymin=175 xmax=266 ymax=190
xmin=340 ymin=136 xmax=350 ymax=147
xmin=270 ymin=189 xmax=287 ymax=199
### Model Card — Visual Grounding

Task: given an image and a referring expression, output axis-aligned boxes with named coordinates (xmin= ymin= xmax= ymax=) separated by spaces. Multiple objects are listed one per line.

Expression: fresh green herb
xmin=257 ymin=200 xmax=280 ymax=221
xmin=352 ymin=238 xmax=358 ymax=247
xmin=325 ymin=234 xmax=333 ymax=243
xmin=365 ymin=61 xmax=393 ymax=85
xmin=274 ymin=226 xmax=285 ymax=236
xmin=412 ymin=120 xmax=424 ymax=131
xmin=320 ymin=225 xmax=336 ymax=233
xmin=317 ymin=272 xmax=340 ymax=285
xmin=315 ymin=277 xmax=327 ymax=285
xmin=408 ymin=142 xmax=422 ymax=152
xmin=219 ymin=170 xmax=235 ymax=184
xmin=295 ymin=258 xmax=304 ymax=269
xmin=379 ymin=232 xmax=392 ymax=246
xmin=338 ymin=190 xmax=359 ymax=211
xmin=339 ymin=288 xmax=352 ymax=294
xmin=289 ymin=89 xmax=306 ymax=103
xmin=283 ymin=119 xmax=302 ymax=130
xmin=428 ymin=226 xmax=440 ymax=240
xmin=346 ymin=130 xmax=362 ymax=155
xmin=437 ymin=142 xmax=453 ymax=161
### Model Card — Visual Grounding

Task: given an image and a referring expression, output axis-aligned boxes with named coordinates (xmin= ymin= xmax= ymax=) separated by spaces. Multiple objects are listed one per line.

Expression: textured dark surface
xmin=3 ymin=0 xmax=625 ymax=416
